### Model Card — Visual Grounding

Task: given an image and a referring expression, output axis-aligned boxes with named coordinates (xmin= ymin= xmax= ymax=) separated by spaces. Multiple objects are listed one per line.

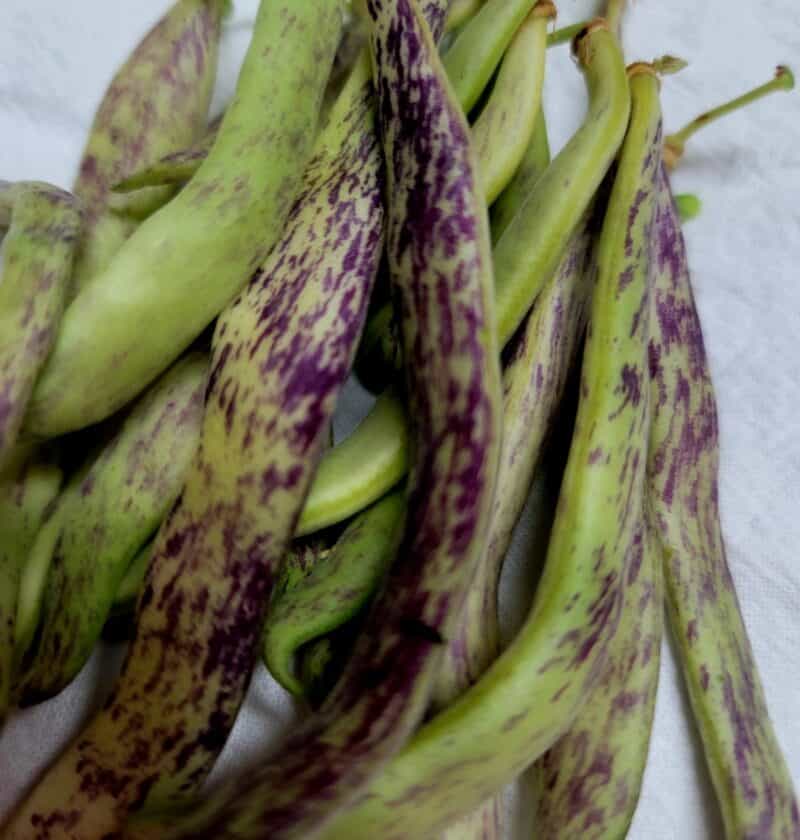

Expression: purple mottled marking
xmin=648 ymin=164 xmax=798 ymax=835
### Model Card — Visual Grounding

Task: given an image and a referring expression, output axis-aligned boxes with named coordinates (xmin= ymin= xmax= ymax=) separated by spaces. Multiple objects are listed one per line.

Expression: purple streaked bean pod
xmin=648 ymin=164 xmax=799 ymax=838
xmin=534 ymin=519 xmax=663 ymax=838
xmin=432 ymin=220 xmax=595 ymax=840
xmin=70 ymin=0 xmax=228 ymax=292
xmin=1 ymin=2 xmax=347 ymax=837
xmin=529 ymin=66 xmax=667 ymax=839
xmin=314 ymin=25 xmax=659 ymax=838
xmin=16 ymin=352 xmax=207 ymax=705
xmin=122 ymin=0 xmax=500 ymax=837
xmin=0 ymin=182 xmax=82 ymax=466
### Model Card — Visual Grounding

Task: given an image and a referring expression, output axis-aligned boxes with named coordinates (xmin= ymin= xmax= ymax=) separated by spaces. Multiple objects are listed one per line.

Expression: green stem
xmin=605 ymin=0 xmax=625 ymax=38
xmin=546 ymin=21 xmax=587 ymax=47
xmin=666 ymin=65 xmax=795 ymax=164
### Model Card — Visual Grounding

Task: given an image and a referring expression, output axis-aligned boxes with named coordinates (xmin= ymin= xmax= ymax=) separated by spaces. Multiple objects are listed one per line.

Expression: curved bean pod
xmin=296 ymin=387 xmax=408 ymax=535
xmin=128 ymin=0 xmax=499 ymax=836
xmin=302 ymin=21 xmax=629 ymax=537
xmin=318 ymin=25 xmax=657 ymax=836
xmin=435 ymin=214 xmax=594 ymax=840
xmin=470 ymin=2 xmax=553 ymax=205
xmin=444 ymin=0 xmax=485 ymax=34
xmin=528 ymin=65 xmax=667 ymax=840
xmin=443 ymin=0 xmax=538 ymax=115
xmin=534 ymin=520 xmax=663 ymax=838
xmin=16 ymin=352 xmax=207 ymax=704
xmin=0 ymin=446 xmax=61 ymax=724
xmin=264 ymin=489 xmax=404 ymax=696
xmin=648 ymin=165 xmax=799 ymax=838
xmin=432 ymin=221 xmax=594 ymax=710
xmin=0 ymin=183 xmax=81 ymax=466
xmin=1 ymin=4 xmax=346 ymax=837
xmin=24 ymin=0 xmax=337 ymax=440
xmin=70 ymin=0 xmax=228 ymax=293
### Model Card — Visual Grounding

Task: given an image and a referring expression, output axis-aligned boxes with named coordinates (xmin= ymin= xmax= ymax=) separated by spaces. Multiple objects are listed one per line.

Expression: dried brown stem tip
xmin=572 ymin=18 xmax=610 ymax=63
xmin=533 ymin=0 xmax=557 ymax=20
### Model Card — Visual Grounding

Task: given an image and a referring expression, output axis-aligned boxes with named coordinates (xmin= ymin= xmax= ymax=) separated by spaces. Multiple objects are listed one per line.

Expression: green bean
xmin=3 ymin=4 xmax=345 ymax=836
xmin=444 ymin=0 xmax=486 ymax=34
xmin=111 ymin=539 xmax=154 ymax=614
xmin=296 ymin=388 xmax=408 ymax=535
xmin=529 ymin=65 xmax=666 ymax=839
xmin=0 ymin=182 xmax=82 ymax=466
xmin=24 ymin=0 xmax=337 ymax=440
xmin=70 ymin=0 xmax=228 ymax=294
xmin=648 ymin=163 xmax=799 ymax=838
xmin=490 ymin=108 xmax=550 ymax=241
xmin=317 ymin=23 xmax=660 ymax=837
xmin=16 ymin=352 xmax=206 ymax=704
xmin=442 ymin=0 xmax=538 ymax=115
xmin=301 ymin=20 xmax=630 ymax=537
xmin=471 ymin=3 xmax=553 ymax=204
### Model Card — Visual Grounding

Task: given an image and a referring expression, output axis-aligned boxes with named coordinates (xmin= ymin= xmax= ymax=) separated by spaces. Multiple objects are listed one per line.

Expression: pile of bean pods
xmin=0 ymin=1 xmax=796 ymax=838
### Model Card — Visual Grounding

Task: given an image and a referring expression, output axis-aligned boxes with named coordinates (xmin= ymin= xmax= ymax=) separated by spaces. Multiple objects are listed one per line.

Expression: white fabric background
xmin=1 ymin=1 xmax=798 ymax=837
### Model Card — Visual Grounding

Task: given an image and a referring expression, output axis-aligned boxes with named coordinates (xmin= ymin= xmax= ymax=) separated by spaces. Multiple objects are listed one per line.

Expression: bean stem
xmin=665 ymin=65 xmax=795 ymax=166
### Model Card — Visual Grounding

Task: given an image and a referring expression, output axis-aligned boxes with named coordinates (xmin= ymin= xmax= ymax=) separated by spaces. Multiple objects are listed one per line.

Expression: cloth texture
xmin=1 ymin=1 xmax=798 ymax=836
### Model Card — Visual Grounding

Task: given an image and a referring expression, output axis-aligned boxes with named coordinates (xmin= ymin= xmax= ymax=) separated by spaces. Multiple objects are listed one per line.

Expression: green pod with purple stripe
xmin=648 ymin=166 xmax=798 ymax=837
xmin=530 ymin=66 xmax=666 ymax=839
xmin=125 ymin=0 xmax=500 ymax=836
xmin=15 ymin=352 xmax=207 ymax=705
xmin=2 ymin=3 xmax=346 ymax=837
xmin=70 ymin=0 xmax=228 ymax=293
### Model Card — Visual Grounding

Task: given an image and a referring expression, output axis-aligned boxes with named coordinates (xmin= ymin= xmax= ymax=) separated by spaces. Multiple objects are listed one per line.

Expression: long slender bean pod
xmin=470 ymin=3 xmax=553 ymax=205
xmin=437 ymin=214 xmax=595 ymax=840
xmin=433 ymin=222 xmax=594 ymax=711
xmin=648 ymin=164 xmax=799 ymax=838
xmin=301 ymin=21 xmax=629 ymax=538
xmin=444 ymin=0 xmax=485 ymax=34
xmin=17 ymin=353 xmax=207 ymax=703
xmin=535 ymin=518 xmax=663 ymax=838
xmin=2 ymin=4 xmax=346 ymax=837
xmin=24 ymin=0 xmax=339 ymax=440
xmin=442 ymin=0 xmax=538 ymax=114
xmin=529 ymin=70 xmax=666 ymax=840
xmin=127 ymin=1 xmax=500 ymax=836
xmin=0 ymin=183 xmax=81 ymax=465
xmin=318 ymin=26 xmax=655 ymax=836
xmin=70 ymin=0 xmax=228 ymax=293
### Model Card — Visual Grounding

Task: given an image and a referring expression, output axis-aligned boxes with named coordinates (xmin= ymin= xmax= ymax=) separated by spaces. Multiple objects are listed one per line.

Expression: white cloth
xmin=1 ymin=1 xmax=798 ymax=837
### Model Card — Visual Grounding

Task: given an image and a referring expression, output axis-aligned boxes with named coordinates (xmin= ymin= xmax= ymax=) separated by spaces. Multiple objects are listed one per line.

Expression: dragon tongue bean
xmin=648 ymin=164 xmax=799 ymax=838
xmin=0 ymin=183 xmax=82 ymax=467
xmin=1 ymin=3 xmax=346 ymax=838
xmin=121 ymin=0 xmax=500 ymax=836
xmin=16 ymin=352 xmax=207 ymax=705
xmin=314 ymin=24 xmax=665 ymax=839
xmin=24 ymin=0 xmax=338 ymax=441
xmin=525 ymin=63 xmax=667 ymax=840
xmin=305 ymin=14 xmax=633 ymax=539
xmin=70 ymin=0 xmax=228 ymax=293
